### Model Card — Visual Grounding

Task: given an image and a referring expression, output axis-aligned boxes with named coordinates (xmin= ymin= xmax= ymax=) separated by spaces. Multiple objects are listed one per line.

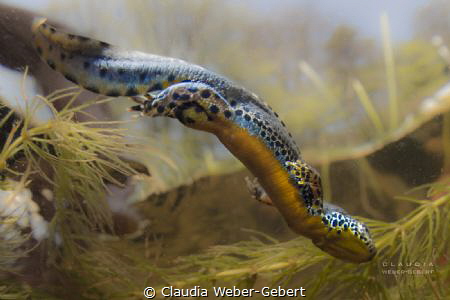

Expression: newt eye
xmin=200 ymin=89 xmax=211 ymax=98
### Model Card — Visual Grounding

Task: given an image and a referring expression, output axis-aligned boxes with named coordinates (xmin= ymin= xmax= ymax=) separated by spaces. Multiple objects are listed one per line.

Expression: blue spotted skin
xmin=32 ymin=20 xmax=376 ymax=262
xmin=31 ymin=19 xmax=272 ymax=113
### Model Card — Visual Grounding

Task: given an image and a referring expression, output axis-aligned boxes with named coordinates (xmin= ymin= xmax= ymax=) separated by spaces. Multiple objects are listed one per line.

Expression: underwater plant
xmin=0 ymin=85 xmax=146 ymax=299
xmin=0 ymin=7 xmax=448 ymax=299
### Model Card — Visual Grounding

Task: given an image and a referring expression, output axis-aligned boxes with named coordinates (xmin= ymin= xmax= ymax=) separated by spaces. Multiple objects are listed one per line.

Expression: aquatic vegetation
xmin=139 ymin=180 xmax=447 ymax=299
xmin=0 ymin=5 xmax=448 ymax=299
xmin=0 ymin=87 xmax=144 ymax=298
xmin=1 ymin=88 xmax=136 ymax=246
xmin=0 ymin=82 xmax=447 ymax=299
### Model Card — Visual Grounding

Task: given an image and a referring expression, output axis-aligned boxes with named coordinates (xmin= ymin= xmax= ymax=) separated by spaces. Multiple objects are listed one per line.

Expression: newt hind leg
xmin=245 ymin=177 xmax=274 ymax=206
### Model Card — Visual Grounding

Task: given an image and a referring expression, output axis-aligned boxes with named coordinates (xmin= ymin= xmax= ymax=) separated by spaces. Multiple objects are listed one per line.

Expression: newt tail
xmin=32 ymin=19 xmax=376 ymax=263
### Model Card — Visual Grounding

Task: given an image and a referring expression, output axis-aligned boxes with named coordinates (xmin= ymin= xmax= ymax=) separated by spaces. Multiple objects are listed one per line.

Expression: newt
xmin=32 ymin=19 xmax=376 ymax=263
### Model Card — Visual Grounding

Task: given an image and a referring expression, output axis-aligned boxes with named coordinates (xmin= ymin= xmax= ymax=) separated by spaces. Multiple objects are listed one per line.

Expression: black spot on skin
xmin=224 ymin=110 xmax=232 ymax=118
xmin=235 ymin=110 xmax=243 ymax=116
xmin=174 ymin=107 xmax=183 ymax=121
xmin=168 ymin=102 xmax=176 ymax=109
xmin=244 ymin=114 xmax=251 ymax=121
xmin=271 ymin=136 xmax=276 ymax=141
xmin=106 ymin=90 xmax=120 ymax=97
xmin=274 ymin=112 xmax=279 ymax=117
xmin=36 ymin=46 xmax=42 ymax=55
xmin=281 ymin=121 xmax=286 ymax=127
xmin=252 ymin=118 xmax=259 ymax=123
xmin=68 ymin=34 xmax=75 ymax=40
xmin=180 ymin=94 xmax=190 ymax=101
xmin=157 ymin=105 xmax=165 ymax=113
xmin=49 ymin=27 xmax=55 ymax=33
xmin=78 ymin=36 xmax=89 ymax=42
xmin=125 ymin=87 xmax=138 ymax=96
xmin=60 ymin=53 xmax=66 ymax=60
xmin=139 ymin=71 xmax=147 ymax=82
xmin=117 ymin=68 xmax=125 ymax=75
xmin=47 ymin=59 xmax=55 ymax=69
xmin=243 ymin=107 xmax=250 ymax=112
xmin=168 ymin=74 xmax=176 ymax=82
xmin=275 ymin=151 xmax=280 ymax=156
xmin=180 ymin=102 xmax=193 ymax=110
xmin=201 ymin=90 xmax=211 ymax=98
xmin=99 ymin=68 xmax=108 ymax=78
xmin=230 ymin=100 xmax=237 ymax=107
xmin=261 ymin=131 xmax=266 ymax=137
xmin=210 ymin=105 xmax=219 ymax=113
xmin=85 ymin=86 xmax=99 ymax=94
xmin=64 ymin=73 xmax=77 ymax=84
xmin=332 ymin=220 xmax=337 ymax=227
xmin=173 ymin=93 xmax=180 ymax=100
xmin=149 ymin=82 xmax=162 ymax=92
xmin=281 ymin=150 xmax=287 ymax=155
xmin=83 ymin=61 xmax=90 ymax=69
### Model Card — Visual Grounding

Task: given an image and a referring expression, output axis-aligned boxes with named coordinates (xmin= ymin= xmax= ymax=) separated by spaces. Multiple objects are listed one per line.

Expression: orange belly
xmin=207 ymin=121 xmax=327 ymax=239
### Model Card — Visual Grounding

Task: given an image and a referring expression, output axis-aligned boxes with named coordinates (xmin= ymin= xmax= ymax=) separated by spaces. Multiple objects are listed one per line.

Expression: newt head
xmin=313 ymin=212 xmax=377 ymax=263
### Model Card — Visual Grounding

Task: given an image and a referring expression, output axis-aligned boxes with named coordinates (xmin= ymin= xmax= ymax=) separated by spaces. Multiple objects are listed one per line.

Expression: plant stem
xmin=381 ymin=13 xmax=399 ymax=131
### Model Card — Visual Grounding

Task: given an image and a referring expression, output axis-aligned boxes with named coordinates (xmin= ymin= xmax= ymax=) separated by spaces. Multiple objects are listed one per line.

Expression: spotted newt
xmin=32 ymin=19 xmax=376 ymax=263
